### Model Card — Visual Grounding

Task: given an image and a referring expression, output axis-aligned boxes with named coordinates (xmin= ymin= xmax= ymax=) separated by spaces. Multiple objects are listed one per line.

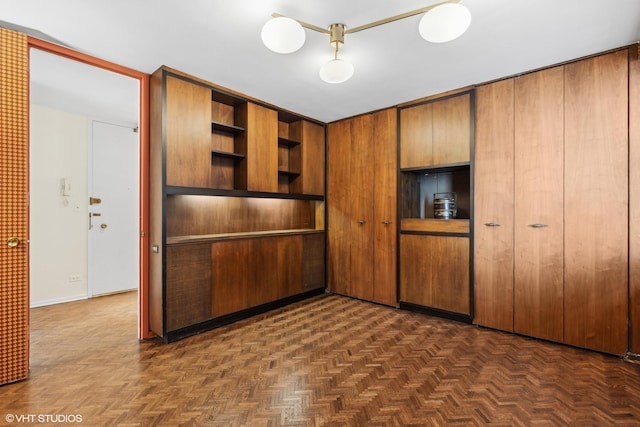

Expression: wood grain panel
xmin=166 ymin=244 xmax=212 ymax=331
xmin=149 ymin=70 xmax=165 ymax=336
xmin=400 ymin=102 xmax=433 ymax=168
xmin=302 ymin=233 xmax=326 ymax=291
xmin=373 ymin=108 xmax=398 ymax=306
xmin=401 ymin=218 xmax=470 ymax=234
xmin=630 ymin=45 xmax=640 ymax=354
xmin=513 ymin=66 xmax=564 ymax=342
xmin=166 ymin=196 xmax=315 ymax=236
xmin=473 ymin=79 xmax=515 ymax=332
xmin=236 ymin=103 xmax=278 ymax=192
xmin=564 ymin=50 xmax=629 ymax=355
xmin=327 ymin=119 xmax=353 ymax=296
xmin=400 ymin=234 xmax=470 ymax=314
xmin=432 ymin=93 xmax=471 ymax=165
xmin=350 ymin=114 xmax=375 ymax=301
xmin=165 ymin=75 xmax=211 ymax=187
xmin=290 ymin=121 xmax=325 ymax=196
xmin=211 ymin=239 xmax=250 ymax=317
xmin=275 ymin=235 xmax=303 ymax=300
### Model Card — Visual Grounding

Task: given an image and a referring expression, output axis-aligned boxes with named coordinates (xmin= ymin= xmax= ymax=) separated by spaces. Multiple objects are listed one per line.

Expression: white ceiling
xmin=2 ymin=0 xmax=640 ymax=123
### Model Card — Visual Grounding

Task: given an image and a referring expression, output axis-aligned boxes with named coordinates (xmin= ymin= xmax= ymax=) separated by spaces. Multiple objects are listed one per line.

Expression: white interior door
xmin=88 ymin=120 xmax=139 ymax=296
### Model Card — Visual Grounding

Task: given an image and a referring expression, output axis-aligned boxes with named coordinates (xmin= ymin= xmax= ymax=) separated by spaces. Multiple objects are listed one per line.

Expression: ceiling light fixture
xmin=261 ymin=0 xmax=471 ymax=84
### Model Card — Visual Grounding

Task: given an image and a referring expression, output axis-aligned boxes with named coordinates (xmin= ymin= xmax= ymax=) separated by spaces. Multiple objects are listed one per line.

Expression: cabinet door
xmin=373 ymin=108 xmax=398 ymax=306
xmin=165 ymin=75 xmax=212 ymax=188
xmin=211 ymin=239 xmax=250 ymax=317
xmin=473 ymin=79 xmax=515 ymax=331
xmin=350 ymin=114 xmax=375 ymax=301
xmin=400 ymin=234 xmax=470 ymax=314
xmin=327 ymin=119 xmax=354 ymax=296
xmin=564 ymin=50 xmax=629 ymax=355
xmin=513 ymin=67 xmax=564 ymax=342
xmin=165 ymin=244 xmax=212 ymax=331
xmin=432 ymin=93 xmax=471 ymax=165
xmin=236 ymin=103 xmax=278 ymax=192
xmin=291 ymin=121 xmax=325 ymax=196
xmin=400 ymin=102 xmax=433 ymax=168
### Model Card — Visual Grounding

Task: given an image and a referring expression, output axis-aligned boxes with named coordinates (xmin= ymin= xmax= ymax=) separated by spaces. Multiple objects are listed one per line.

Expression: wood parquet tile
xmin=1 ymin=292 xmax=639 ymax=426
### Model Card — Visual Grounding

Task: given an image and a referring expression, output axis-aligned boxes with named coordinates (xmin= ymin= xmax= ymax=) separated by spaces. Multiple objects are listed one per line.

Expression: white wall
xmin=30 ymin=104 xmax=89 ymax=307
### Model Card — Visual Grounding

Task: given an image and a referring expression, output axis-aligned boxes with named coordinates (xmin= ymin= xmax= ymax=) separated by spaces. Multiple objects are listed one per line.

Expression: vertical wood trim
xmin=513 ymin=66 xmax=565 ymax=342
xmin=473 ymin=79 xmax=515 ymax=332
xmin=0 ymin=27 xmax=29 ymax=385
xmin=400 ymin=102 xmax=433 ymax=168
xmin=564 ymin=50 xmax=629 ymax=355
xmin=629 ymin=44 xmax=640 ymax=354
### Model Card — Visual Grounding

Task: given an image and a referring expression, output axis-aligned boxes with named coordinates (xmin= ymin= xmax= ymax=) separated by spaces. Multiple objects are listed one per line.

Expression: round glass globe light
xmin=319 ymin=59 xmax=355 ymax=84
xmin=419 ymin=3 xmax=471 ymax=43
xmin=261 ymin=17 xmax=306 ymax=54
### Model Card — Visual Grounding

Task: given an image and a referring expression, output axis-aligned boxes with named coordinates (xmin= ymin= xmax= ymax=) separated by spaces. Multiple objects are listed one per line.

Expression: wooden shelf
xmin=211 ymin=149 xmax=245 ymax=161
xmin=212 ymin=121 xmax=244 ymax=135
xmin=278 ymin=169 xmax=301 ymax=177
xmin=278 ymin=137 xmax=301 ymax=148
xmin=167 ymin=228 xmax=324 ymax=245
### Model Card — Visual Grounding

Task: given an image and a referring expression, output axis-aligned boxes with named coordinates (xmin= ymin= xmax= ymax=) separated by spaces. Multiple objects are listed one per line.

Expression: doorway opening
xmin=27 ymin=39 xmax=150 ymax=339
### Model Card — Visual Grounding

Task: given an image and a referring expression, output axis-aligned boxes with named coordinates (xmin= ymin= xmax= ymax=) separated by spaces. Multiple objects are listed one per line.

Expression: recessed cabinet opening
xmin=165 ymin=195 xmax=322 ymax=243
xmin=278 ymin=118 xmax=302 ymax=193
xmin=400 ymin=166 xmax=471 ymax=220
xmin=211 ymin=92 xmax=247 ymax=190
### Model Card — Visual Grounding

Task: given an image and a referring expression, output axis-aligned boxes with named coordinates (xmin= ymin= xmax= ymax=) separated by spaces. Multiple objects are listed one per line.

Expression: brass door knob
xmin=7 ymin=237 xmax=21 ymax=248
xmin=100 ymin=224 xmax=108 ymax=229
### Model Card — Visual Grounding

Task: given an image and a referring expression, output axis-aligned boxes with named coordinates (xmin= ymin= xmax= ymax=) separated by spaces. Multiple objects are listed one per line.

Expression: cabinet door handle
xmin=484 ymin=222 xmax=501 ymax=227
xmin=358 ymin=219 xmax=367 ymax=225
xmin=382 ymin=220 xmax=392 ymax=225
xmin=528 ymin=223 xmax=548 ymax=228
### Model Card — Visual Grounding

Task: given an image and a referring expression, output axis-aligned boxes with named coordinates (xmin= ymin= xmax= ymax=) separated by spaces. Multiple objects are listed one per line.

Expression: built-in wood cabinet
xmin=150 ymin=67 xmax=326 ymax=342
xmin=563 ymin=50 xmax=629 ymax=354
xmin=327 ymin=108 xmax=397 ymax=306
xmin=474 ymin=49 xmax=629 ymax=355
xmin=400 ymin=93 xmax=471 ymax=169
xmin=513 ymin=66 xmax=565 ymax=343
xmin=473 ymin=79 xmax=515 ymax=332
xmin=398 ymin=91 xmax=473 ymax=321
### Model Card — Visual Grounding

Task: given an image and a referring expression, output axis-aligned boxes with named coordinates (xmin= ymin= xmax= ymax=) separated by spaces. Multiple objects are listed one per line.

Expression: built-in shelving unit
xmin=149 ymin=66 xmax=326 ymax=343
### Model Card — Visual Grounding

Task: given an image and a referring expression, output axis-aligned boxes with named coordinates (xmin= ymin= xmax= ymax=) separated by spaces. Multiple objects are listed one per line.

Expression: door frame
xmin=29 ymin=37 xmax=151 ymax=339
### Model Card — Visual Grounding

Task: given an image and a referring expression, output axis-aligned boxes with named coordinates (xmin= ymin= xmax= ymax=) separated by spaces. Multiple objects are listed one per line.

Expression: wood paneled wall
xmin=630 ymin=45 xmax=640 ymax=355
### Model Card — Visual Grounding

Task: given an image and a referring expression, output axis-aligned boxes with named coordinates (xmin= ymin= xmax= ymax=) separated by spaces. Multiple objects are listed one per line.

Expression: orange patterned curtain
xmin=0 ymin=27 xmax=29 ymax=385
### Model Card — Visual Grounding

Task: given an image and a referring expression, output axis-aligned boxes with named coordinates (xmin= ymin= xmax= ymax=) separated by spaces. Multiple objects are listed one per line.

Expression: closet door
xmin=513 ymin=67 xmax=565 ymax=342
xmin=473 ymin=79 xmax=515 ymax=331
xmin=349 ymin=115 xmax=375 ymax=301
xmin=327 ymin=119 xmax=353 ymax=296
xmin=564 ymin=50 xmax=629 ymax=355
xmin=372 ymin=108 xmax=397 ymax=306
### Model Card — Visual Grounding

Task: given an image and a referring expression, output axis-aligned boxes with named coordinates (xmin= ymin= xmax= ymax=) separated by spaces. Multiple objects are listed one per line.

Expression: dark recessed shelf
xmin=212 ymin=150 xmax=245 ymax=160
xmin=278 ymin=170 xmax=301 ymax=177
xmin=278 ymin=137 xmax=301 ymax=148
xmin=212 ymin=121 xmax=245 ymax=135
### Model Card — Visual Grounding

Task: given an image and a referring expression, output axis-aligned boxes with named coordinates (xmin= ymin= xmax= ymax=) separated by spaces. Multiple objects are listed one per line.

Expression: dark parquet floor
xmin=1 ymin=292 xmax=639 ymax=426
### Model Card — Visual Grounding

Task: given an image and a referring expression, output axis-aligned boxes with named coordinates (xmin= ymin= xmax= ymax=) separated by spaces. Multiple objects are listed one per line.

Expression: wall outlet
xmin=68 ymin=274 xmax=81 ymax=283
